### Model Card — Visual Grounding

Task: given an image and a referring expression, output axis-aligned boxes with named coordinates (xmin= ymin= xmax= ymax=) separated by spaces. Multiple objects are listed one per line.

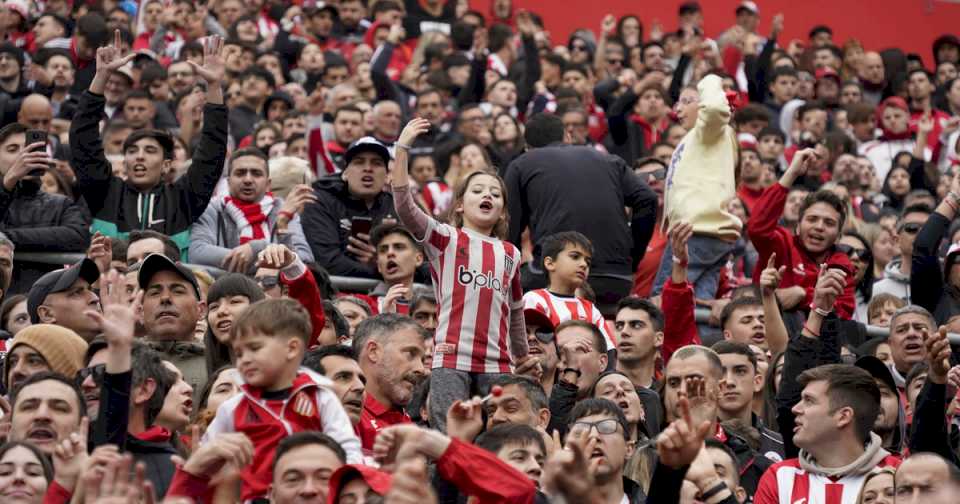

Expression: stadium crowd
xmin=0 ymin=0 xmax=957 ymax=502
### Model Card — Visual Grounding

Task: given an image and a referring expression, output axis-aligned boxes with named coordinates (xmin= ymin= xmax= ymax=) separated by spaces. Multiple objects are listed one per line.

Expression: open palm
xmin=189 ymin=35 xmax=226 ymax=84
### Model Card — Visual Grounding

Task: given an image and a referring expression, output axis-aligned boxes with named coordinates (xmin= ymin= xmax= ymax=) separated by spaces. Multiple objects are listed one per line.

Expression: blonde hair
xmin=447 ymin=170 xmax=509 ymax=240
xmin=856 ymin=466 xmax=895 ymax=504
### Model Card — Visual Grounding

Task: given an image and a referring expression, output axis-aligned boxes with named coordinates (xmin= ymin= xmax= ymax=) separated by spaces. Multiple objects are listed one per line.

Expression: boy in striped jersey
xmin=523 ymin=231 xmax=616 ymax=351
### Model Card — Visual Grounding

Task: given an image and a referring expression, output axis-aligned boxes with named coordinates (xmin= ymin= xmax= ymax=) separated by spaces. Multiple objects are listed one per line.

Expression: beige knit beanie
xmin=9 ymin=324 xmax=89 ymax=381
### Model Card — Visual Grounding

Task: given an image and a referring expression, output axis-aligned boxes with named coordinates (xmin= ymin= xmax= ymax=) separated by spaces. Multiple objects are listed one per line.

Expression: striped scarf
xmin=223 ymin=194 xmax=275 ymax=244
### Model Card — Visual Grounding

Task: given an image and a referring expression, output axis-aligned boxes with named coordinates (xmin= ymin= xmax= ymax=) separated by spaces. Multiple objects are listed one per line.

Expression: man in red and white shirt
xmin=755 ymin=364 xmax=900 ymax=504
xmin=354 ymin=314 xmax=427 ymax=451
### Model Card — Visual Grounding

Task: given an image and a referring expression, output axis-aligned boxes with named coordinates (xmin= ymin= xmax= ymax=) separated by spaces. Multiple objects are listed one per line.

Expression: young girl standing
xmin=392 ymin=118 xmax=533 ymax=432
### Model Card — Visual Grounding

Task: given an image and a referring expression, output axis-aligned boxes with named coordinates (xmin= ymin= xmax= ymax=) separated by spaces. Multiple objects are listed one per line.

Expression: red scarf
xmin=134 ymin=426 xmax=172 ymax=443
xmin=629 ymin=115 xmax=668 ymax=150
xmin=223 ymin=194 xmax=275 ymax=244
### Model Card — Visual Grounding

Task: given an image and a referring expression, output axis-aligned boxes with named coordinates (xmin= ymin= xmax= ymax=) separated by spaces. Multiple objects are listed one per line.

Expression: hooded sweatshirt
xmin=873 ymin=258 xmax=911 ymax=302
xmin=663 ymin=74 xmax=742 ymax=242
xmin=754 ymin=433 xmax=901 ymax=504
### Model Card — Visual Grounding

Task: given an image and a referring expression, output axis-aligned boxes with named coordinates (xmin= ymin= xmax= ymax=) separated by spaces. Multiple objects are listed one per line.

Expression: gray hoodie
xmin=872 ymin=258 xmax=911 ymax=302
xmin=189 ymin=196 xmax=314 ymax=274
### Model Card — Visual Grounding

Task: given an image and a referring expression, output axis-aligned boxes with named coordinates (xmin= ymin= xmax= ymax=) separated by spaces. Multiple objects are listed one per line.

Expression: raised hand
xmin=188 ymin=35 xmax=226 ymax=84
xmin=542 ymin=429 xmax=601 ymax=504
xmin=657 ymin=386 xmax=712 ymax=469
xmin=257 ymin=243 xmax=297 ymax=270
xmin=600 ymin=14 xmax=616 ymax=37
xmin=759 ymin=253 xmax=785 ymax=293
xmin=670 ymin=221 xmax=694 ymax=267
xmin=181 ymin=433 xmax=254 ymax=480
xmin=385 ymin=457 xmax=438 ymax=504
xmin=279 ymin=184 xmax=317 ymax=218
xmin=87 ymin=232 xmax=113 ymax=274
xmin=398 ymin=118 xmax=432 ymax=148
xmin=387 ymin=23 xmax=406 ymax=45
xmin=53 ymin=417 xmax=90 ymax=493
xmin=83 ymin=454 xmax=143 ymax=504
xmin=812 ymin=263 xmax=846 ymax=313
xmin=515 ymin=10 xmax=537 ymax=37
xmin=2 ymin=142 xmax=50 ymax=191
xmin=85 ymin=269 xmax=139 ymax=350
xmin=917 ymin=113 xmax=935 ymax=137
xmin=446 ymin=397 xmax=484 ymax=441
xmin=381 ymin=284 xmax=411 ymax=314
xmin=771 ymin=13 xmax=784 ymax=38
xmin=781 ymin=148 xmax=818 ymax=187
xmin=95 ymin=30 xmax=135 ymax=74
xmin=925 ymin=326 xmax=952 ymax=384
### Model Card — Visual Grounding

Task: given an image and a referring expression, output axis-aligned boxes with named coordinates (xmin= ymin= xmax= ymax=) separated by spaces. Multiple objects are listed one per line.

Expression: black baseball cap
xmin=855 ymin=355 xmax=898 ymax=395
xmin=137 ymin=253 xmax=201 ymax=299
xmin=27 ymin=258 xmax=100 ymax=324
xmin=344 ymin=136 xmax=392 ymax=167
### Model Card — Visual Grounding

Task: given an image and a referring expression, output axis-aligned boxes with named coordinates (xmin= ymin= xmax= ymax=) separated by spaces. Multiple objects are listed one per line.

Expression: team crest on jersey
xmin=504 ymin=255 xmax=514 ymax=273
xmin=292 ymin=391 xmax=315 ymax=417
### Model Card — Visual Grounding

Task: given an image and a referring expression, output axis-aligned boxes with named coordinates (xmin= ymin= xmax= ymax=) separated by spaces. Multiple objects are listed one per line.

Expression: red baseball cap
xmin=815 ymin=67 xmax=841 ymax=84
xmin=327 ymin=464 xmax=392 ymax=504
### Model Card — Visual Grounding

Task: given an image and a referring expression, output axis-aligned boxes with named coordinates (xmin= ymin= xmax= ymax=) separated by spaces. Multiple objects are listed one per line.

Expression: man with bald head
xmin=859 ymin=52 xmax=886 ymax=105
xmin=895 ymin=452 xmax=960 ymax=504
xmin=17 ymin=94 xmax=54 ymax=133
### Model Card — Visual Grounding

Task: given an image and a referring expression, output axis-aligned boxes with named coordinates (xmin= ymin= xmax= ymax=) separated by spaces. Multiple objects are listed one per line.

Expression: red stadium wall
xmin=471 ymin=0 xmax=960 ymax=67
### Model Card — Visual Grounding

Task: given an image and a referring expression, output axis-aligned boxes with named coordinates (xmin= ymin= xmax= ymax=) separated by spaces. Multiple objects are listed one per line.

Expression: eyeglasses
xmin=570 ymin=418 xmax=622 ymax=436
xmin=75 ymin=364 xmax=106 ymax=387
xmin=533 ymin=329 xmax=555 ymax=344
xmin=836 ymin=243 xmax=868 ymax=260
xmin=899 ymin=222 xmax=922 ymax=235
xmin=257 ymin=275 xmax=279 ymax=289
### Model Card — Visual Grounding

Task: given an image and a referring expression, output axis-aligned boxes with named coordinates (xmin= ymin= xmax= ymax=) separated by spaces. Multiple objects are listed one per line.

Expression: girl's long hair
xmin=446 ymin=170 xmax=509 ymax=240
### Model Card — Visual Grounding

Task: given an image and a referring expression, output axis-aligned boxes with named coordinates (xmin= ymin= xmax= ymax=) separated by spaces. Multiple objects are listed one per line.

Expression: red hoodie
xmin=365 ymin=21 xmax=412 ymax=81
xmin=747 ymin=183 xmax=856 ymax=319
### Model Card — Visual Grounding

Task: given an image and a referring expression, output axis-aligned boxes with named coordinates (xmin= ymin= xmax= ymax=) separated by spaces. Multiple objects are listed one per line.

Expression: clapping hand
xmin=446 ymin=397 xmax=484 ymax=442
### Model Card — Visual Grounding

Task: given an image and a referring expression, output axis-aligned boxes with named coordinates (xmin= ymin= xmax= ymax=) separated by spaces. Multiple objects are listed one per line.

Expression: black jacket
xmin=909 ymin=380 xmax=960 ymax=466
xmin=0 ymin=182 xmax=91 ymax=292
xmin=91 ymin=370 xmax=131 ymax=450
xmin=0 ymin=182 xmax=89 ymax=251
xmin=505 ymin=144 xmax=658 ymax=277
xmin=69 ymin=91 xmax=228 ymax=259
xmin=128 ymin=435 xmax=178 ymax=498
xmin=301 ymin=175 xmax=396 ymax=278
xmin=547 ymin=380 xmax=578 ymax=436
xmin=912 ymin=211 xmax=960 ymax=325
xmin=605 ymin=88 xmax=654 ymax=166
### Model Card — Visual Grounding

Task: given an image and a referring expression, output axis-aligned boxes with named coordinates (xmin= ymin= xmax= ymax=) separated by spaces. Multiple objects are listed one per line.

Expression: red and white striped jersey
xmin=754 ymin=457 xmax=901 ymax=504
xmin=421 ymin=180 xmax=452 ymax=217
xmin=523 ymin=289 xmax=616 ymax=350
xmin=423 ymin=220 xmax=523 ymax=373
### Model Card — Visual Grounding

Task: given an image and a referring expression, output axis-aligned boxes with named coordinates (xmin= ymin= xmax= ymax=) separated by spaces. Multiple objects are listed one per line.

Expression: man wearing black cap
xmin=70 ymin=32 xmax=228 ymax=261
xmin=302 ymin=136 xmax=397 ymax=278
xmin=138 ymin=253 xmax=207 ymax=390
xmin=26 ymin=258 xmax=101 ymax=341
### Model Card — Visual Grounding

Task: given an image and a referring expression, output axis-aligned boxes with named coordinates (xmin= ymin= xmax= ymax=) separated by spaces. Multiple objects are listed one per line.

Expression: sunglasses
xmin=899 ymin=222 xmax=922 ymax=235
xmin=533 ymin=329 xmax=555 ymax=344
xmin=836 ymin=244 xmax=868 ymax=260
xmin=572 ymin=44 xmax=588 ymax=52
xmin=257 ymin=275 xmax=279 ymax=289
xmin=638 ymin=168 xmax=666 ymax=180
xmin=76 ymin=364 xmax=106 ymax=387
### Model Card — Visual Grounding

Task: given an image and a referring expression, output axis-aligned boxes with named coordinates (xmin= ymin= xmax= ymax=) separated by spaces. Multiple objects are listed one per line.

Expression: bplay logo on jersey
xmin=457 ymin=265 xmax=508 ymax=296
